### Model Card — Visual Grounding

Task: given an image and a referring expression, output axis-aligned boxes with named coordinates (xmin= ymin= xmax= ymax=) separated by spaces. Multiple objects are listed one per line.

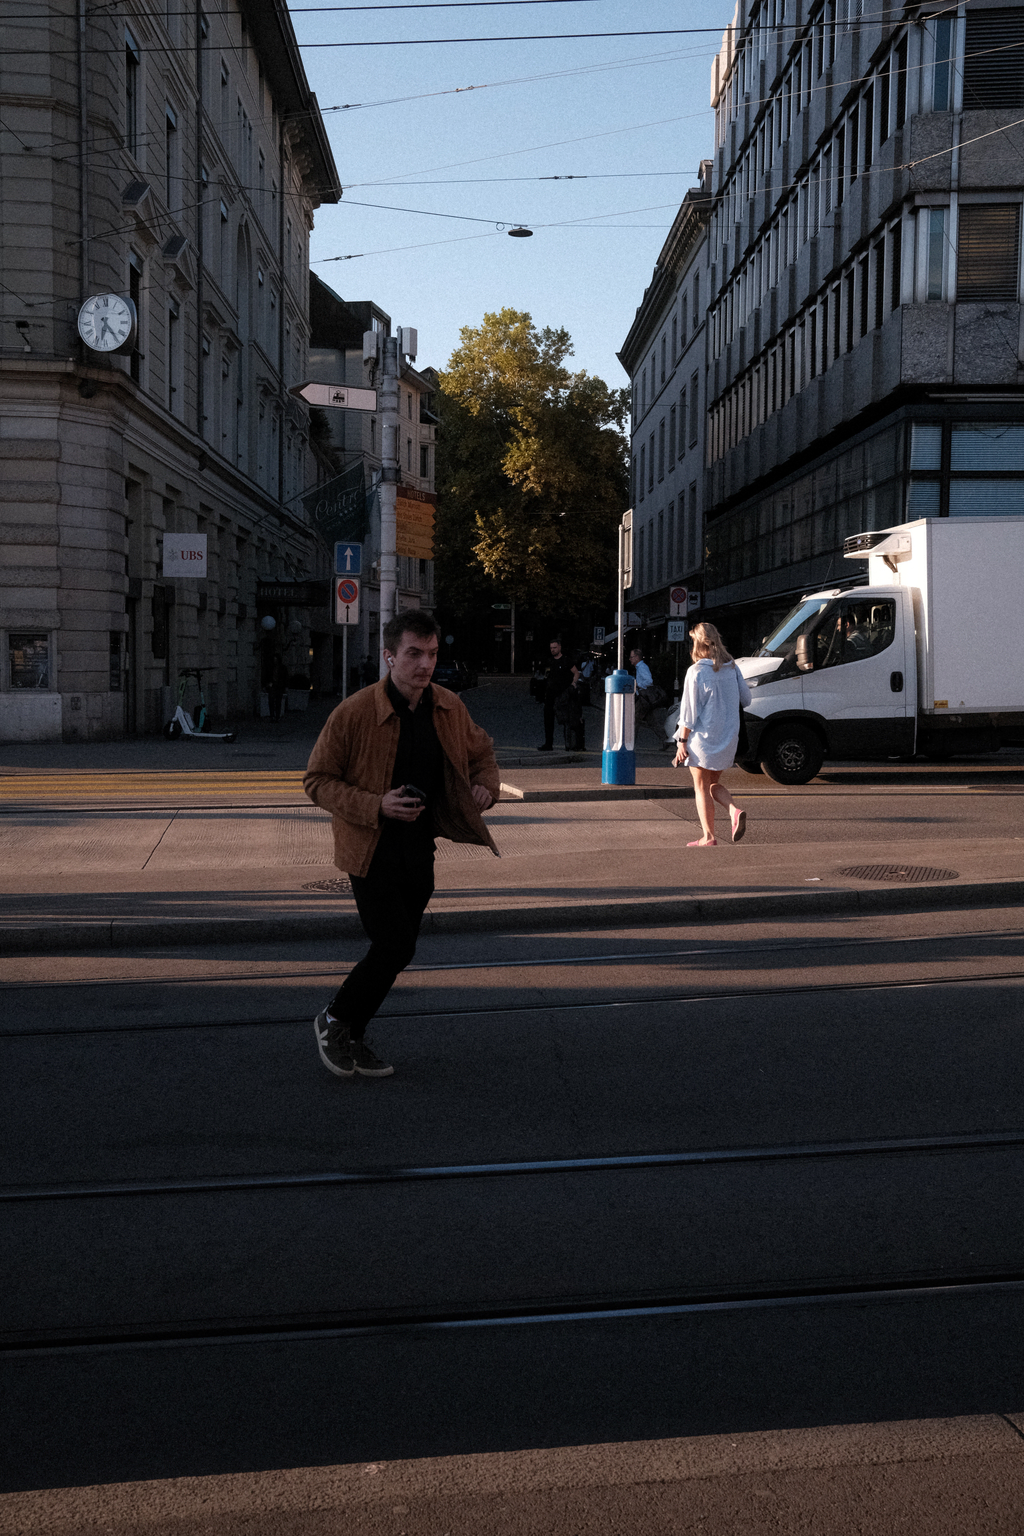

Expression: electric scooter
xmin=163 ymin=668 xmax=237 ymax=741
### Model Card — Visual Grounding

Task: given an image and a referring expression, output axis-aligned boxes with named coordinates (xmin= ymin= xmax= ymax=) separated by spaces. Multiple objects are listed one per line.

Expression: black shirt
xmin=374 ymin=679 xmax=445 ymax=863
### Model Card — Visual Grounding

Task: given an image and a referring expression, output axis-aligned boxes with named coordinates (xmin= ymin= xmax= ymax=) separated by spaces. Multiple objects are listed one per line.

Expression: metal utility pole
xmin=377 ymin=332 xmax=400 ymax=670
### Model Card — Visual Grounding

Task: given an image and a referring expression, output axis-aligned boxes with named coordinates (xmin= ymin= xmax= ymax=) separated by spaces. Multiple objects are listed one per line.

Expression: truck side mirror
xmin=796 ymin=634 xmax=815 ymax=672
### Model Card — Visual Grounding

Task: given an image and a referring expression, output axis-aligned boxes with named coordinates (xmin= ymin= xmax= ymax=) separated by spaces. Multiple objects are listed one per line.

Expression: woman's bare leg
xmin=711 ymin=777 xmax=746 ymax=840
xmin=689 ymin=767 xmax=719 ymax=843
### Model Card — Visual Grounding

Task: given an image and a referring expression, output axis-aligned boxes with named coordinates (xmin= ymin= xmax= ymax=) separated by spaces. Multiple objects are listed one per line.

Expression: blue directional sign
xmin=334 ymin=541 xmax=363 ymax=576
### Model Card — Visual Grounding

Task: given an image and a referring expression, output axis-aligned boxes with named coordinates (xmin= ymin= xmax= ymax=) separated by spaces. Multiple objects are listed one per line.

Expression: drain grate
xmin=302 ymin=877 xmax=353 ymax=895
xmin=837 ymin=863 xmax=959 ymax=884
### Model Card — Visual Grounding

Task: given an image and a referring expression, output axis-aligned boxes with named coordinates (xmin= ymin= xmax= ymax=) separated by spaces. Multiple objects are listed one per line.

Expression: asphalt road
xmin=4 ymin=905 xmax=1024 ymax=1492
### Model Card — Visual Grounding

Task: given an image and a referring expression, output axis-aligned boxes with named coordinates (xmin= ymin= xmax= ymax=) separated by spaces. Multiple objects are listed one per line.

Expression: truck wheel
xmin=735 ymin=759 xmax=764 ymax=776
xmin=759 ymin=723 xmax=824 ymax=785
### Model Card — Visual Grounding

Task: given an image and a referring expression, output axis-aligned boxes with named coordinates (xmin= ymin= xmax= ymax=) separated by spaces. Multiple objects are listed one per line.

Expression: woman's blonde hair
xmin=690 ymin=621 xmax=734 ymax=672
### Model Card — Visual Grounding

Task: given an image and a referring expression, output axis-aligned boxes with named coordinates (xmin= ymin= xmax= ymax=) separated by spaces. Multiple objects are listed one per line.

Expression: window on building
xmin=648 ymin=432 xmax=655 ymax=491
xmin=957 ymin=204 xmax=1022 ymax=301
xmin=863 ymin=83 xmax=874 ymax=170
xmin=895 ymin=36 xmax=908 ymax=128
xmin=931 ymin=17 xmax=954 ymax=112
xmin=129 ymin=251 xmax=142 ymax=382
xmin=671 ymin=314 xmax=678 ymax=361
xmin=926 ymin=207 xmax=947 ymax=299
xmin=125 ymin=29 xmax=140 ymax=157
xmin=689 ymin=373 xmax=699 ymax=445
xmin=680 ymin=292 xmax=688 ymax=346
xmin=9 ymin=633 xmax=50 ymax=689
xmin=873 ymin=238 xmax=886 ymax=328
xmin=219 ymin=200 xmax=229 ymax=281
xmin=845 ymin=268 xmax=855 ymax=351
xmin=657 ymin=510 xmax=664 ymax=582
xmin=668 ymin=404 xmax=676 ymax=463
xmin=109 ymin=633 xmax=123 ymax=692
xmin=964 ymin=8 xmax=1024 ymax=109
xmin=640 ymin=367 xmax=646 ymax=415
xmin=165 ymin=104 xmax=177 ymax=209
xmin=420 ymin=444 xmax=430 ymax=477
xmin=692 ymin=273 xmax=700 ymax=321
xmin=678 ymin=388 xmax=687 ymax=456
xmin=660 ymin=335 xmax=666 ymax=383
xmin=658 ymin=418 xmax=665 ymax=481
xmin=168 ymin=297 xmax=179 ymax=411
xmin=639 ymin=443 xmax=646 ymax=500
xmin=891 ymin=221 xmax=903 ymax=310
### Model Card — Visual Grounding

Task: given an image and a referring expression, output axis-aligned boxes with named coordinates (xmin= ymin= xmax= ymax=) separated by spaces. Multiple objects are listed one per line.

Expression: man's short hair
xmin=382 ymin=610 xmax=441 ymax=652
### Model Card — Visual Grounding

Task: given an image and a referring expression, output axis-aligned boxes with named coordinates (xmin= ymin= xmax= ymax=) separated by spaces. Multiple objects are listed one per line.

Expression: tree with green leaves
xmin=434 ymin=309 xmax=629 ymax=623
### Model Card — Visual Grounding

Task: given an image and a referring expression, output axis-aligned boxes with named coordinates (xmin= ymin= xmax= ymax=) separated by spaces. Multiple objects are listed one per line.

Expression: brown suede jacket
xmin=303 ymin=678 xmax=501 ymax=877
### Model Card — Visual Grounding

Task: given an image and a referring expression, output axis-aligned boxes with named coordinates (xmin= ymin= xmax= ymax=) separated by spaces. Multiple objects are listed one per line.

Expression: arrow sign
xmin=335 ymin=577 xmax=360 ymax=626
xmin=292 ymin=382 xmax=378 ymax=412
xmin=334 ymin=541 xmax=362 ymax=576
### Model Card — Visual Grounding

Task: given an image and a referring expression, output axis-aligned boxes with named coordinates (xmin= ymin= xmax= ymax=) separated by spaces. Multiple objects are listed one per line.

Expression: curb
xmin=500 ymin=782 xmax=692 ymax=802
xmin=1 ymin=877 xmax=1022 ymax=953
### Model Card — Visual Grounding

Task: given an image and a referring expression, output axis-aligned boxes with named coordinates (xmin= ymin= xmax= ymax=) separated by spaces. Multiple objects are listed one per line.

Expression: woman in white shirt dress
xmin=673 ymin=622 xmax=752 ymax=846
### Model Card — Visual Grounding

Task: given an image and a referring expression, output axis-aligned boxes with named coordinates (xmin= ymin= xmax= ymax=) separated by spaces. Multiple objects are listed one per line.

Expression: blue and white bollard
xmin=602 ymin=669 xmax=636 ymax=785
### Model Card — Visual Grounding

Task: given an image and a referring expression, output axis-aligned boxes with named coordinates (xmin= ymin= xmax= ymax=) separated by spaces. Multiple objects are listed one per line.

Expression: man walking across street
xmin=304 ymin=611 xmax=500 ymax=1078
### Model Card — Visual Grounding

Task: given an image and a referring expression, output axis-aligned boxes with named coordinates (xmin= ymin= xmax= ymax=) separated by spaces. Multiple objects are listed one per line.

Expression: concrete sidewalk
xmin=0 ymin=763 xmax=1022 ymax=949
xmin=5 ymin=1413 xmax=1024 ymax=1533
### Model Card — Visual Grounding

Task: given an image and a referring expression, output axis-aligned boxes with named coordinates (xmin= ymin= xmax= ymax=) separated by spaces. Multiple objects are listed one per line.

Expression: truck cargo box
xmin=865 ymin=517 xmax=1024 ymax=717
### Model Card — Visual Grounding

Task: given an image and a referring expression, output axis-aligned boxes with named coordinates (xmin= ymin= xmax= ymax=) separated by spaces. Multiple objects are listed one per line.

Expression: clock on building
xmin=77 ymin=294 xmax=137 ymax=354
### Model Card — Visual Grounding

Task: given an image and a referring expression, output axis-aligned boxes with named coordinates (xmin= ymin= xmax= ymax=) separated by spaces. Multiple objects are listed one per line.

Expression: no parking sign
xmin=335 ymin=578 xmax=360 ymax=625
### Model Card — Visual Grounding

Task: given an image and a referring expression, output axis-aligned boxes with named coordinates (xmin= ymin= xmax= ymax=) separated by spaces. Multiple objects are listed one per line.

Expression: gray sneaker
xmin=350 ymin=1037 xmax=394 ymax=1077
xmin=314 ymin=1011 xmax=355 ymax=1077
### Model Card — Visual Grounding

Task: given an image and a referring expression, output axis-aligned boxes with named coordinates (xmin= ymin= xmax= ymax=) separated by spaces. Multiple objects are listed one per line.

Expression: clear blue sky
xmin=297 ymin=0 xmax=732 ymax=387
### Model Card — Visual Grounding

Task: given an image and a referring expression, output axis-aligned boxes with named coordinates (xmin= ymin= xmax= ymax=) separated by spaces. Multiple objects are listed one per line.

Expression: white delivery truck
xmin=732 ymin=516 xmax=1024 ymax=784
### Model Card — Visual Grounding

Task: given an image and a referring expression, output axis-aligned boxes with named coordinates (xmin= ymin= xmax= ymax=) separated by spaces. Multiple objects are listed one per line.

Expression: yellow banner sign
xmin=396 ymin=485 xmax=435 ymax=559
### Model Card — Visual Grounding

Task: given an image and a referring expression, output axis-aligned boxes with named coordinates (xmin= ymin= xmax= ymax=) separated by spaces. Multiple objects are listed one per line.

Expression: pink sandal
xmin=688 ymin=837 xmax=717 ymax=846
xmin=730 ymin=807 xmax=747 ymax=843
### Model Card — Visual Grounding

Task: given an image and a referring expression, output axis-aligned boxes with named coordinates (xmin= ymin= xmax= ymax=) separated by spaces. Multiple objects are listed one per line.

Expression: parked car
xmin=432 ymin=660 xmax=464 ymax=691
xmin=433 ymin=660 xmax=477 ymax=692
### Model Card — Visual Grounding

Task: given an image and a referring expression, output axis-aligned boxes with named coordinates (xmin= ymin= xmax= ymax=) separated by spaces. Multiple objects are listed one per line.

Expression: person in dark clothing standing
xmin=537 ymin=637 xmax=578 ymax=752
xmin=304 ymin=610 xmax=500 ymax=1078
xmin=268 ymin=656 xmax=288 ymax=721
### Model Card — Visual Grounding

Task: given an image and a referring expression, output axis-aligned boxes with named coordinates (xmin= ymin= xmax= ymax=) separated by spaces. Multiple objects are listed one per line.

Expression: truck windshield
xmin=756 ymin=597 xmax=833 ymax=658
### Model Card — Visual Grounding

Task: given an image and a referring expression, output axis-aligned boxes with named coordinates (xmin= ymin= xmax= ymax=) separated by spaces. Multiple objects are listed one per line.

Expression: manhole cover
xmin=302 ymin=877 xmax=353 ymax=895
xmin=837 ymin=863 xmax=959 ymax=884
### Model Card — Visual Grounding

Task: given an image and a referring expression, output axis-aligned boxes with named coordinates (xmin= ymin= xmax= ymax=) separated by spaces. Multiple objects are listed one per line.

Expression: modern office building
xmin=618 ymin=177 xmax=712 ymax=640
xmin=0 ymin=0 xmax=339 ymax=739
xmin=701 ymin=0 xmax=1024 ymax=654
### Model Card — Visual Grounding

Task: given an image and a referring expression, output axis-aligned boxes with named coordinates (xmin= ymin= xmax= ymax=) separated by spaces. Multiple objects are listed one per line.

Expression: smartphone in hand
xmin=401 ymin=783 xmax=427 ymax=804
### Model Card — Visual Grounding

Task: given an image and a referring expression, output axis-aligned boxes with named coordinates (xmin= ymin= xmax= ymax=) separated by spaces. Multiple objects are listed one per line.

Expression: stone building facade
xmin=1 ymin=0 xmax=339 ymax=739
xmin=618 ymin=177 xmax=712 ymax=641
xmin=701 ymin=0 xmax=1024 ymax=653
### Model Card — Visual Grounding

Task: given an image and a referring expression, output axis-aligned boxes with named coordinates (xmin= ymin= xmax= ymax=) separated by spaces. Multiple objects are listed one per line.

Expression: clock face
xmin=78 ymin=294 xmax=137 ymax=353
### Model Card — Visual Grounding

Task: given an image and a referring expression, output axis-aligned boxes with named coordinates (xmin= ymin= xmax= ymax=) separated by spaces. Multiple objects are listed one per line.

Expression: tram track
xmin=3 ymin=922 xmax=1023 ymax=992
xmin=7 ymin=1273 xmax=1024 ymax=1357
xmin=3 ymin=1127 xmax=1024 ymax=1203
xmin=3 ymin=960 xmax=1023 ymax=1037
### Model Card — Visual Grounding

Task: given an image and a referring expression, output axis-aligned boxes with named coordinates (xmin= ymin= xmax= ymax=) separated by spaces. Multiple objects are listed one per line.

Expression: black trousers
xmin=328 ymin=847 xmax=434 ymax=1038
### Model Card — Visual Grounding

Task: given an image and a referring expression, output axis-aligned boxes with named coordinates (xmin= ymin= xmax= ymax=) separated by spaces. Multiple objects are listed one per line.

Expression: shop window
xmin=910 ymin=422 xmax=942 ymax=470
xmin=964 ymin=9 xmax=1024 ymax=110
xmin=956 ymin=205 xmax=1021 ymax=301
xmin=948 ymin=481 xmax=1024 ymax=516
xmin=9 ymin=633 xmax=50 ymax=689
xmin=951 ymin=423 xmax=1024 ymax=471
